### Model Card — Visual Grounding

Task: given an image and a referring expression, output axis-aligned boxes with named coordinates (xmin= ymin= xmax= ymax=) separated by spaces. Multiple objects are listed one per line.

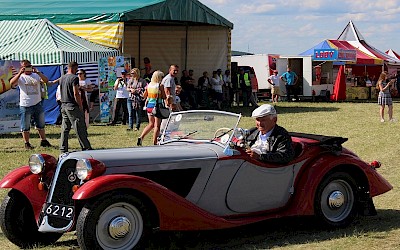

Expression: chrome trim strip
xmin=38 ymin=215 xmax=73 ymax=233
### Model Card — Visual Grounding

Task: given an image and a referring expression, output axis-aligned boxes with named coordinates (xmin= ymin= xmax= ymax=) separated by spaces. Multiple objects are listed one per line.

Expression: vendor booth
xmin=0 ymin=19 xmax=120 ymax=126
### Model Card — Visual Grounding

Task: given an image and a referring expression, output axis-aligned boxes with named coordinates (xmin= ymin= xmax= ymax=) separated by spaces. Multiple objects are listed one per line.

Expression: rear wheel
xmin=0 ymin=190 xmax=62 ymax=248
xmin=76 ymin=192 xmax=154 ymax=250
xmin=315 ymin=172 xmax=358 ymax=227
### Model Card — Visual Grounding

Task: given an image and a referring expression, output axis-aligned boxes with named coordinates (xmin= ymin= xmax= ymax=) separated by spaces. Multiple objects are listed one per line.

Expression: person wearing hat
xmin=108 ymin=69 xmax=129 ymax=126
xmin=268 ymin=70 xmax=280 ymax=103
xmin=246 ymin=104 xmax=295 ymax=164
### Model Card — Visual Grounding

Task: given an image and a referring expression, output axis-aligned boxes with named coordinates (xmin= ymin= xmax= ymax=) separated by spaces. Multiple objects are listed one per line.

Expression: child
xmin=175 ymin=85 xmax=183 ymax=111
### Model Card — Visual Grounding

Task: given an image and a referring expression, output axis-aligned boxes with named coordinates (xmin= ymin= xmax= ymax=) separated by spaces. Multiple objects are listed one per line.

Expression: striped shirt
xmin=145 ymin=83 xmax=163 ymax=113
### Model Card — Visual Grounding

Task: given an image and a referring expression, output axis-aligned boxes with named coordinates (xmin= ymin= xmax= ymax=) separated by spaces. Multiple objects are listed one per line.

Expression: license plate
xmin=44 ymin=203 xmax=74 ymax=220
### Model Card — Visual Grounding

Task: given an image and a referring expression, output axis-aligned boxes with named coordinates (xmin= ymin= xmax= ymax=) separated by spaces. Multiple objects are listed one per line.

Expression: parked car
xmin=0 ymin=110 xmax=392 ymax=249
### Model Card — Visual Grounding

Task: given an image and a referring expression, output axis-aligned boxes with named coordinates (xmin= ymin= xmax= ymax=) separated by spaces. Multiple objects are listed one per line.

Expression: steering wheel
xmin=214 ymin=127 xmax=232 ymax=139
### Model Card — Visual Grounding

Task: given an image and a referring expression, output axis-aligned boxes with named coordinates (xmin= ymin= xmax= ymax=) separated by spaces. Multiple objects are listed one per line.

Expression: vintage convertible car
xmin=0 ymin=110 xmax=392 ymax=249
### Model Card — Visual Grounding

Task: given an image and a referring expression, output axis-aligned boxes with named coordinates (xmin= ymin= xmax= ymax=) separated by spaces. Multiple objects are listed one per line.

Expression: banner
xmin=0 ymin=60 xmax=20 ymax=134
xmin=98 ymin=56 xmax=130 ymax=123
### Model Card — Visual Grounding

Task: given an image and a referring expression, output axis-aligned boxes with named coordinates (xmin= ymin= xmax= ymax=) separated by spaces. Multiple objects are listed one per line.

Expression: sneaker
xmin=390 ymin=118 xmax=397 ymax=122
xmin=25 ymin=142 xmax=34 ymax=150
xmin=40 ymin=140 xmax=52 ymax=147
xmin=137 ymin=137 xmax=142 ymax=146
xmin=134 ymin=128 xmax=138 ymax=131
xmin=380 ymin=119 xmax=385 ymax=123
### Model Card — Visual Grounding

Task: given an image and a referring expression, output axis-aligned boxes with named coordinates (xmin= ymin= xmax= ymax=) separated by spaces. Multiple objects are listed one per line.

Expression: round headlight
xmin=29 ymin=154 xmax=45 ymax=174
xmin=75 ymin=159 xmax=92 ymax=180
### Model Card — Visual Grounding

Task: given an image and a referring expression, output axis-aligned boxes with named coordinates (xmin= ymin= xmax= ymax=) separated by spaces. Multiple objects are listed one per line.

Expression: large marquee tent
xmin=0 ymin=0 xmax=234 ymax=77
xmin=386 ymin=49 xmax=400 ymax=60
xmin=338 ymin=20 xmax=400 ymax=65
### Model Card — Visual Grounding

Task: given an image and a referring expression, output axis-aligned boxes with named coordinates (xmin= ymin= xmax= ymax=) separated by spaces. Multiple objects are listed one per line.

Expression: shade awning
xmin=0 ymin=19 xmax=120 ymax=65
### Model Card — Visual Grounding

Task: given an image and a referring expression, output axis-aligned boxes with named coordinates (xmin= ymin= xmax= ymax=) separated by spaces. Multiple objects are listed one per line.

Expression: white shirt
xmin=114 ymin=78 xmax=129 ymax=98
xmin=268 ymin=75 xmax=280 ymax=87
xmin=17 ymin=73 xmax=42 ymax=107
xmin=79 ymin=78 xmax=92 ymax=102
xmin=251 ymin=129 xmax=274 ymax=154
xmin=211 ymin=77 xmax=223 ymax=93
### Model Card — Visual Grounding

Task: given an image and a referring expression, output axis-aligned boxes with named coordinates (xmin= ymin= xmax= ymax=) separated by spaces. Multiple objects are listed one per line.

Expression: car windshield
xmin=160 ymin=110 xmax=241 ymax=146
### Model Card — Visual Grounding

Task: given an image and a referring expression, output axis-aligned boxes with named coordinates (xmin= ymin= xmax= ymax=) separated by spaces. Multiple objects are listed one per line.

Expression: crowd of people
xmin=9 ymin=58 xmax=399 ymax=153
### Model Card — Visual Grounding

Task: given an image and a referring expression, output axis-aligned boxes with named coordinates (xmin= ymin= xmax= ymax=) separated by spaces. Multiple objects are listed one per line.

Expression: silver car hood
xmin=60 ymin=143 xmax=219 ymax=168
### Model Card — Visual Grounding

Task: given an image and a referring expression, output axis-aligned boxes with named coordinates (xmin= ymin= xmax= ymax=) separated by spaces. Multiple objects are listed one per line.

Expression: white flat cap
xmin=252 ymin=104 xmax=277 ymax=118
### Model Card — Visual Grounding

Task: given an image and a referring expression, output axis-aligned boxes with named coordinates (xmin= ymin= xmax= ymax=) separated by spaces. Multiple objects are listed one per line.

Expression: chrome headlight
xmin=29 ymin=154 xmax=45 ymax=174
xmin=75 ymin=159 xmax=92 ymax=180
xmin=233 ymin=128 xmax=250 ymax=140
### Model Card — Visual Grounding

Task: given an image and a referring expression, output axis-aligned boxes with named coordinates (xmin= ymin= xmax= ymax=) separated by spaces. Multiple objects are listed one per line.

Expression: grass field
xmin=0 ymin=101 xmax=399 ymax=249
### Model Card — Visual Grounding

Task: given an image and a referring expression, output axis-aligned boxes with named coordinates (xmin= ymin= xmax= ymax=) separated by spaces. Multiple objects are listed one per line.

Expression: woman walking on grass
xmin=137 ymin=70 xmax=166 ymax=146
xmin=377 ymin=72 xmax=396 ymax=122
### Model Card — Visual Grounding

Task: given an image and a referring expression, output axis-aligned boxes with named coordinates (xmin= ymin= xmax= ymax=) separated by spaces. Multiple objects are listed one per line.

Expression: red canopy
xmin=330 ymin=65 xmax=346 ymax=101
xmin=328 ymin=40 xmax=383 ymax=65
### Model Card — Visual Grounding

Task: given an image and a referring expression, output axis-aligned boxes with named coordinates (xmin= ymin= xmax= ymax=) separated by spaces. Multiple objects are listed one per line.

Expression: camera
xmin=24 ymin=66 xmax=32 ymax=72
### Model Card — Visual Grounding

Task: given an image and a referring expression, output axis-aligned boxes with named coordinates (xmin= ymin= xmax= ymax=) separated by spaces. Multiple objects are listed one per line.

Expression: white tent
xmin=338 ymin=20 xmax=400 ymax=65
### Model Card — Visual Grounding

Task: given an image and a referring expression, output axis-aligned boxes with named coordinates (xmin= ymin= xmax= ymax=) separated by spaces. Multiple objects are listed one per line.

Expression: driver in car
xmin=246 ymin=104 xmax=295 ymax=164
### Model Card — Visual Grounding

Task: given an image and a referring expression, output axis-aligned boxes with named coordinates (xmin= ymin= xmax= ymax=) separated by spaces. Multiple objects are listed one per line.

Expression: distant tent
xmin=386 ymin=49 xmax=400 ymax=60
xmin=338 ymin=20 xmax=400 ymax=65
xmin=300 ymin=39 xmax=383 ymax=65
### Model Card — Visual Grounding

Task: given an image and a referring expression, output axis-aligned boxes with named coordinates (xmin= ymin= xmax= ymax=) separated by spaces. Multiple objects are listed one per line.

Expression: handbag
xmin=151 ymin=83 xmax=170 ymax=119
xmin=152 ymin=102 xmax=170 ymax=119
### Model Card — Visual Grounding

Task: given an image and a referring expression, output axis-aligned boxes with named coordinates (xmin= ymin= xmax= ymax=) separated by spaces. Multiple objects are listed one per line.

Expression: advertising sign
xmin=98 ymin=56 xmax=130 ymax=123
xmin=0 ymin=60 xmax=21 ymax=134
xmin=313 ymin=49 xmax=338 ymax=61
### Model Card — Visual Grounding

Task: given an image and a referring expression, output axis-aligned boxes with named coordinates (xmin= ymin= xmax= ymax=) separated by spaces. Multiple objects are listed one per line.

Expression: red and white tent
xmin=386 ymin=49 xmax=400 ymax=60
xmin=338 ymin=20 xmax=400 ymax=65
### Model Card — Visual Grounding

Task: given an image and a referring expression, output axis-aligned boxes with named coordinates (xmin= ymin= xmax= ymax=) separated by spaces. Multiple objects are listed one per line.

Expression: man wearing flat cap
xmin=246 ymin=104 xmax=295 ymax=164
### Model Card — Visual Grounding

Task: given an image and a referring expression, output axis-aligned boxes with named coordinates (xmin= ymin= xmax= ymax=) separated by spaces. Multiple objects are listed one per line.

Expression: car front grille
xmin=46 ymin=159 xmax=80 ymax=228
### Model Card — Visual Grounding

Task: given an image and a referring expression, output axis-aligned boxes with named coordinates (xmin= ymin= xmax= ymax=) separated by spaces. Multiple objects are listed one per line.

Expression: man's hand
xmin=246 ymin=148 xmax=260 ymax=160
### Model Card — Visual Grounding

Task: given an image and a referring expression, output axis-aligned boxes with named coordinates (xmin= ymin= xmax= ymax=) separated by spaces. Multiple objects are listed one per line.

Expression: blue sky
xmin=201 ymin=0 xmax=400 ymax=55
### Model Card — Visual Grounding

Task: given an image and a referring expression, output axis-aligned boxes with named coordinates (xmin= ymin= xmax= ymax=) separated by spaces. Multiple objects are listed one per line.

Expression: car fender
xmin=72 ymin=174 xmax=262 ymax=230
xmin=0 ymin=166 xmax=48 ymax=221
xmin=285 ymin=153 xmax=392 ymax=216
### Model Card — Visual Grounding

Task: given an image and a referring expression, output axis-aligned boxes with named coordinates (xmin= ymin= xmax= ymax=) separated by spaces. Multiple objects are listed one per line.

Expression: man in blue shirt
xmin=280 ymin=66 xmax=299 ymax=101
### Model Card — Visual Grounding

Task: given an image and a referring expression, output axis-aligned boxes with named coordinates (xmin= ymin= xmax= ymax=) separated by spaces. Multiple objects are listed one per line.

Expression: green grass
xmin=0 ymin=101 xmax=399 ymax=249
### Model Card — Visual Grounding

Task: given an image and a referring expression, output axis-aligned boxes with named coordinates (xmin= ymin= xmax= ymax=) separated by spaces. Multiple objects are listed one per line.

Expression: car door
xmin=225 ymin=161 xmax=297 ymax=213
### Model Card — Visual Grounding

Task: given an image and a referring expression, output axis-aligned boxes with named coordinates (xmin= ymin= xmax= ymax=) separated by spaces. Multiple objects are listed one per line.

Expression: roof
xmin=232 ymin=50 xmax=254 ymax=56
xmin=0 ymin=0 xmax=233 ymax=28
xmin=0 ymin=19 xmax=120 ymax=65
xmin=386 ymin=49 xmax=400 ymax=60
xmin=338 ymin=20 xmax=400 ymax=64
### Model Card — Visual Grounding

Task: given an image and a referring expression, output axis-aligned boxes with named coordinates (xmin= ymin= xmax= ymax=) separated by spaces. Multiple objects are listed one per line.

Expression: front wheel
xmin=0 ymin=190 xmax=62 ymax=248
xmin=76 ymin=193 xmax=154 ymax=250
xmin=315 ymin=172 xmax=358 ymax=228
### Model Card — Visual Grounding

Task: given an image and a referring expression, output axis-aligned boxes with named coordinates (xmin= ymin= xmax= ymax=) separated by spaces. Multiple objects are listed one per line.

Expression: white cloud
xmin=200 ymin=0 xmax=400 ymax=54
xmin=240 ymin=3 xmax=276 ymax=14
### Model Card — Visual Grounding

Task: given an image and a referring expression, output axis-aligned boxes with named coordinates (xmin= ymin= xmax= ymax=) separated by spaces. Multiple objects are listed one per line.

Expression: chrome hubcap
xmin=328 ymin=191 xmax=345 ymax=209
xmin=108 ymin=216 xmax=132 ymax=240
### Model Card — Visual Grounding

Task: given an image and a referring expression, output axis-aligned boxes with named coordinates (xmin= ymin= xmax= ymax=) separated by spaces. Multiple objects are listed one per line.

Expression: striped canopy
xmin=0 ymin=19 xmax=120 ymax=65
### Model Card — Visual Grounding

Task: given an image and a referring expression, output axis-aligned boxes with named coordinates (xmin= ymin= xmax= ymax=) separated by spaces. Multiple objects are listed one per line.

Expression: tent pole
xmin=185 ymin=24 xmax=188 ymax=70
xmin=138 ymin=25 xmax=141 ymax=69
